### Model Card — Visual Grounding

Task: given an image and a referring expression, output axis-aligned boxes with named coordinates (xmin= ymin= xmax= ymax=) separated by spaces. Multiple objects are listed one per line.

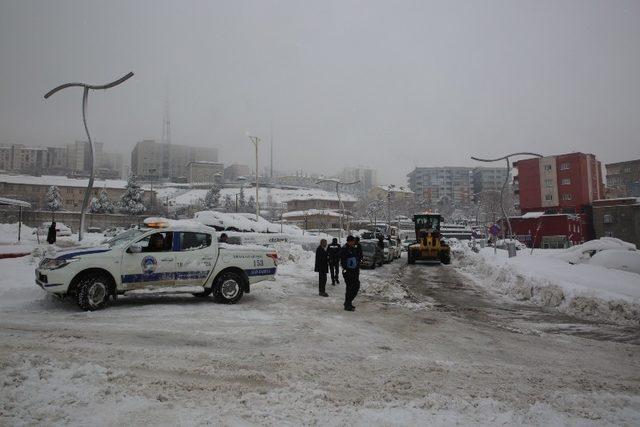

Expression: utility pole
xmin=44 ymin=72 xmax=134 ymax=241
xmin=248 ymin=135 xmax=261 ymax=220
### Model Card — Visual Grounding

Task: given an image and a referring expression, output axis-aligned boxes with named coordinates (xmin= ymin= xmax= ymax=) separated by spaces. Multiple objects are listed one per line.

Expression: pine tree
xmin=45 ymin=185 xmax=62 ymax=220
xmin=90 ymin=188 xmax=115 ymax=214
xmin=223 ymin=194 xmax=234 ymax=212
xmin=203 ymin=184 xmax=221 ymax=209
xmin=238 ymin=186 xmax=246 ymax=208
xmin=119 ymin=175 xmax=146 ymax=215
xmin=247 ymin=195 xmax=256 ymax=212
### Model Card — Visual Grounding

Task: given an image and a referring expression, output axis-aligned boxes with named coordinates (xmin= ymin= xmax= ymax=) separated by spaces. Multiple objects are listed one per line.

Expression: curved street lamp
xmin=44 ymin=72 xmax=134 ymax=241
xmin=316 ymin=178 xmax=360 ymax=242
xmin=471 ymin=152 xmax=543 ymax=255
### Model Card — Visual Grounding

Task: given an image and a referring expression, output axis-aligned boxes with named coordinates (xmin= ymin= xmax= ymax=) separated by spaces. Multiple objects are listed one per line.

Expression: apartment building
xmin=606 ymin=159 xmax=640 ymax=198
xmin=131 ymin=140 xmax=218 ymax=181
xmin=407 ymin=167 xmax=474 ymax=206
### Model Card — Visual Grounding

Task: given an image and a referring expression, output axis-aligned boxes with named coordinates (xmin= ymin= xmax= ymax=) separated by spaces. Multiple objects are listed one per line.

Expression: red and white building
xmin=502 ymin=212 xmax=584 ymax=248
xmin=513 ymin=152 xmax=604 ymax=241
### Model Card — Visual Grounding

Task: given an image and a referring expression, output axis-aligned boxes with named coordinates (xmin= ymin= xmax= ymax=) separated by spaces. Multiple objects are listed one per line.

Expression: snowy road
xmin=1 ymin=253 xmax=639 ymax=425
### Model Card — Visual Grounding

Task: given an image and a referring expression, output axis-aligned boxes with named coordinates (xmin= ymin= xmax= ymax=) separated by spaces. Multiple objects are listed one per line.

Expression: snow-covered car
xmin=382 ymin=241 xmax=393 ymax=263
xmin=557 ymin=237 xmax=637 ymax=265
xmin=587 ymin=249 xmax=640 ymax=275
xmin=34 ymin=222 xmax=72 ymax=237
xmin=103 ymin=227 xmax=126 ymax=238
xmin=389 ymin=240 xmax=401 ymax=259
xmin=35 ymin=220 xmax=278 ymax=311
xmin=360 ymin=240 xmax=384 ymax=269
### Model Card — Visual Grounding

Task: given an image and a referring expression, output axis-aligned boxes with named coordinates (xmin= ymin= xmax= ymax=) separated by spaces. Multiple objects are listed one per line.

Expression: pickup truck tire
xmin=212 ymin=271 xmax=244 ymax=304
xmin=77 ymin=275 xmax=110 ymax=311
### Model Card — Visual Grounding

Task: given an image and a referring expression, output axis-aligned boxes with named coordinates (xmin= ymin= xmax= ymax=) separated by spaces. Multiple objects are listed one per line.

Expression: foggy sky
xmin=1 ymin=0 xmax=639 ymax=185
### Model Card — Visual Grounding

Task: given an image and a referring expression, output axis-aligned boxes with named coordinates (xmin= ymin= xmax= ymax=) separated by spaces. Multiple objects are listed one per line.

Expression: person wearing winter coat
xmin=46 ymin=221 xmax=57 ymax=245
xmin=327 ymin=237 xmax=341 ymax=285
xmin=340 ymin=235 xmax=360 ymax=311
xmin=314 ymin=239 xmax=329 ymax=297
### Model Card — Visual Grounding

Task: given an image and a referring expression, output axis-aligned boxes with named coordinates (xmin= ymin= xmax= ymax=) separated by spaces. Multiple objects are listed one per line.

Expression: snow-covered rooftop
xmin=375 ymin=185 xmax=414 ymax=194
xmin=0 ymin=174 xmax=131 ymax=189
xmin=282 ymin=209 xmax=346 ymax=218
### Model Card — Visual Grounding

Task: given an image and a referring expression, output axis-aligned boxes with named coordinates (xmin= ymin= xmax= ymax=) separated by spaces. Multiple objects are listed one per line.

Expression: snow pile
xmin=452 ymin=242 xmax=640 ymax=325
xmin=272 ymin=242 xmax=313 ymax=264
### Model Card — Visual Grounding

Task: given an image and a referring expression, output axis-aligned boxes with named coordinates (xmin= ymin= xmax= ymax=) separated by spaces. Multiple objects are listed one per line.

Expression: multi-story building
xmin=606 ymin=159 xmax=640 ymax=198
xmin=513 ymin=152 xmax=604 ymax=240
xmin=224 ymin=163 xmax=251 ymax=181
xmin=341 ymin=167 xmax=377 ymax=195
xmin=0 ymin=145 xmax=13 ymax=171
xmin=592 ymin=197 xmax=640 ymax=248
xmin=472 ymin=167 xmax=510 ymax=196
xmin=187 ymin=161 xmax=225 ymax=185
xmin=46 ymin=146 xmax=68 ymax=175
xmin=407 ymin=167 xmax=473 ymax=206
xmin=131 ymin=140 xmax=218 ymax=181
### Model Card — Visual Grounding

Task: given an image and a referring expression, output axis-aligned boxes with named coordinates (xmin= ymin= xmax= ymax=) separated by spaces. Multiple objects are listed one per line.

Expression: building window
xmin=603 ymin=214 xmax=614 ymax=224
xmin=623 ymin=167 xmax=631 ymax=173
xmin=561 ymin=178 xmax=571 ymax=185
xmin=562 ymin=194 xmax=572 ymax=201
xmin=545 ymin=194 xmax=553 ymax=201
xmin=604 ymin=231 xmax=614 ymax=237
xmin=559 ymin=162 xmax=570 ymax=170
xmin=544 ymin=179 xmax=553 ymax=188
xmin=543 ymin=164 xmax=552 ymax=172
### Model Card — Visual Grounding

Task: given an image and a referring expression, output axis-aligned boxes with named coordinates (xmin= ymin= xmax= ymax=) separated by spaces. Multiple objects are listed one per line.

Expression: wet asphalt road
xmin=400 ymin=261 xmax=640 ymax=345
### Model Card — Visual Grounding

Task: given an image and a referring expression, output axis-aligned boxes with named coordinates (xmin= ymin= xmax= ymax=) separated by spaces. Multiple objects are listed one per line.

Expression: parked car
xmin=87 ymin=226 xmax=102 ymax=233
xmin=382 ymin=241 xmax=394 ymax=263
xmin=389 ymin=240 xmax=401 ymax=259
xmin=103 ymin=227 xmax=126 ymax=238
xmin=34 ymin=222 xmax=72 ymax=237
xmin=360 ymin=240 xmax=383 ymax=268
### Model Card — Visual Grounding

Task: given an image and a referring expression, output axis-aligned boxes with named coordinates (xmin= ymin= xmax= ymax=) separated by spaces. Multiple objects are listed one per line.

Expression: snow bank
xmin=588 ymin=250 xmax=640 ymax=275
xmin=452 ymin=242 xmax=640 ymax=325
xmin=556 ymin=237 xmax=637 ymax=264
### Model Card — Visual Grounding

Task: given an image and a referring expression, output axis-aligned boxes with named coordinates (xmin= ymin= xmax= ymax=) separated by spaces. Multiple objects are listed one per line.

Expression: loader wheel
xmin=212 ymin=271 xmax=244 ymax=304
xmin=440 ymin=252 xmax=451 ymax=265
xmin=77 ymin=275 xmax=111 ymax=311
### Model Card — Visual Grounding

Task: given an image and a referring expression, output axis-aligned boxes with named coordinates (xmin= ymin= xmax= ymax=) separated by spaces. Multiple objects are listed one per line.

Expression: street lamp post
xmin=248 ymin=135 xmax=261 ymax=221
xmin=316 ymin=178 xmax=360 ymax=242
xmin=44 ymin=72 xmax=134 ymax=241
xmin=471 ymin=152 xmax=543 ymax=256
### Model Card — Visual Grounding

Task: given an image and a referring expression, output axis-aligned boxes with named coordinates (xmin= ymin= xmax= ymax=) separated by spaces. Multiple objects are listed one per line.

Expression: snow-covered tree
xmin=119 ymin=175 xmax=146 ymax=215
xmin=90 ymin=188 xmax=115 ymax=214
xmin=203 ymin=184 xmax=221 ymax=209
xmin=238 ymin=186 xmax=246 ymax=208
xmin=45 ymin=185 xmax=62 ymax=220
xmin=247 ymin=195 xmax=256 ymax=212
xmin=223 ymin=194 xmax=234 ymax=212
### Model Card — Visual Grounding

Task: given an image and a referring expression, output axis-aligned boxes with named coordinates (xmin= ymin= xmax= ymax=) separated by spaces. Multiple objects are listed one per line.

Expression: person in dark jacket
xmin=340 ymin=235 xmax=360 ymax=311
xmin=327 ymin=237 xmax=341 ymax=285
xmin=46 ymin=221 xmax=57 ymax=245
xmin=354 ymin=236 xmax=363 ymax=262
xmin=314 ymin=239 xmax=329 ymax=297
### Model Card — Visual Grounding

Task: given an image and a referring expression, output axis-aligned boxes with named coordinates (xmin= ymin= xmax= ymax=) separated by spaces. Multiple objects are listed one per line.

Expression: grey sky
xmin=1 ymin=0 xmax=639 ymax=185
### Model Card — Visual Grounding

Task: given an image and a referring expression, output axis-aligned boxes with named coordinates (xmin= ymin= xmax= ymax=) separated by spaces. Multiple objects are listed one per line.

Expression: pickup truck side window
xmin=179 ymin=232 xmax=212 ymax=251
xmin=138 ymin=232 xmax=174 ymax=252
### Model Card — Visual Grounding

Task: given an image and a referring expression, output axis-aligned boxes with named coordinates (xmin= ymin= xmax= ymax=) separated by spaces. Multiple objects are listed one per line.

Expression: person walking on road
xmin=315 ymin=239 xmax=329 ymax=297
xmin=327 ymin=237 xmax=341 ymax=285
xmin=341 ymin=235 xmax=360 ymax=311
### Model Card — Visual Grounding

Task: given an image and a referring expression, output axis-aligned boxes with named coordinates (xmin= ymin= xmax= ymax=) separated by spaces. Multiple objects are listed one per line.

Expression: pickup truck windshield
xmin=106 ymin=229 xmax=146 ymax=247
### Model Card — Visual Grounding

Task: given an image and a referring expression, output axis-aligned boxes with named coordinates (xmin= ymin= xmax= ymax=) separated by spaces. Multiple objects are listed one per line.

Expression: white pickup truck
xmin=35 ymin=221 xmax=278 ymax=311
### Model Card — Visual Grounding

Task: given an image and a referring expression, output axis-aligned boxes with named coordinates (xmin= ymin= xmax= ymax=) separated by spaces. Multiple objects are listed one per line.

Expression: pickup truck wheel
xmin=213 ymin=272 xmax=244 ymax=304
xmin=77 ymin=275 xmax=110 ymax=311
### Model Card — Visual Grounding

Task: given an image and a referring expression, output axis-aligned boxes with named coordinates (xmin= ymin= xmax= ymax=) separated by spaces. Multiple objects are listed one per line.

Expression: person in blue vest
xmin=340 ymin=235 xmax=360 ymax=311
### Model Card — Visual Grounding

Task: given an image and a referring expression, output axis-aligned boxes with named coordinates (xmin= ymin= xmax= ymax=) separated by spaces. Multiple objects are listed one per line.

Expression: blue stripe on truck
xmin=244 ymin=267 xmax=277 ymax=277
